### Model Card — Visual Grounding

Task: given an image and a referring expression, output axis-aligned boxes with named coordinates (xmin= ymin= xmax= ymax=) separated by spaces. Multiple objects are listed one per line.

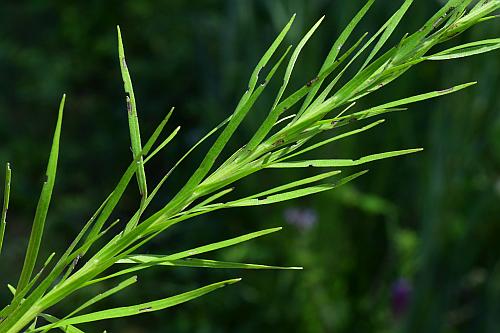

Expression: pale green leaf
xmin=270 ymin=148 xmax=423 ymax=168
xmin=360 ymin=0 xmax=414 ymax=71
xmin=428 ymin=38 xmax=500 ymax=60
xmin=298 ymin=0 xmax=375 ymax=114
xmin=224 ymin=170 xmax=342 ymax=208
xmin=117 ymin=26 xmax=148 ymax=198
xmin=39 ymin=314 xmax=86 ymax=333
xmin=90 ymin=227 xmax=283 ymax=284
xmin=17 ymin=94 xmax=65 ymax=293
xmin=58 ymin=276 xmax=137 ymax=325
xmin=119 ymin=258 xmax=301 ymax=270
xmin=0 ymin=162 xmax=11 ymax=255
xmin=34 ymin=279 xmax=241 ymax=329
xmin=246 ymin=16 xmax=325 ymax=150
xmin=283 ymin=119 xmax=386 ymax=160
xmin=357 ymin=82 xmax=476 ymax=112
xmin=144 ymin=125 xmax=180 ymax=163
xmin=225 ymin=171 xmax=367 ymax=207
xmin=142 ymin=107 xmax=175 ymax=157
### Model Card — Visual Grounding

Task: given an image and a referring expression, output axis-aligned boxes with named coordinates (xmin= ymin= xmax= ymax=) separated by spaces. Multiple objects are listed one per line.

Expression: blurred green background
xmin=0 ymin=0 xmax=499 ymax=332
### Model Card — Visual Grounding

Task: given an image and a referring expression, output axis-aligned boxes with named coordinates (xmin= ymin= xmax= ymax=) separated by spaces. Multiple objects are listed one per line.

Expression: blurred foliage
xmin=0 ymin=0 xmax=499 ymax=332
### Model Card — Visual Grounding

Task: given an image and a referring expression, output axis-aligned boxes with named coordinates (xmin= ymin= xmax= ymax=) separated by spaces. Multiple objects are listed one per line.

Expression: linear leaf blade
xmin=299 ymin=0 xmax=375 ymax=114
xmin=248 ymin=14 xmax=296 ymax=93
xmin=428 ymin=38 xmax=500 ymax=60
xmin=270 ymin=148 xmax=423 ymax=168
xmin=39 ymin=313 xmax=89 ymax=333
xmin=360 ymin=0 xmax=414 ymax=71
xmin=0 ymin=162 xmax=11 ymax=255
xmin=228 ymin=170 xmax=342 ymax=207
xmin=284 ymin=119 xmax=386 ymax=160
xmin=144 ymin=126 xmax=181 ymax=163
xmin=35 ymin=279 xmax=241 ymax=329
xmin=119 ymin=258 xmax=302 ymax=270
xmin=246 ymin=17 xmax=325 ymax=150
xmin=226 ymin=171 xmax=367 ymax=207
xmin=129 ymin=227 xmax=283 ymax=263
xmin=142 ymin=107 xmax=175 ymax=156
xmin=363 ymin=82 xmax=476 ymax=111
xmin=63 ymin=276 xmax=137 ymax=321
xmin=117 ymin=26 xmax=148 ymax=198
xmin=17 ymin=94 xmax=65 ymax=293
xmin=162 ymin=39 xmax=294 ymax=213
xmin=86 ymin=227 xmax=283 ymax=285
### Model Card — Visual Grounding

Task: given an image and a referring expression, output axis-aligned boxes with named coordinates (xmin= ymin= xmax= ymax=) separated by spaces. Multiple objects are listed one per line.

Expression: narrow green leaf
xmin=224 ymin=171 xmax=367 ymax=207
xmin=270 ymin=148 xmax=423 ymax=168
xmin=192 ymin=187 xmax=234 ymax=210
xmin=298 ymin=0 xmax=375 ymax=114
xmin=298 ymin=4 xmax=403 ymax=119
xmin=161 ymin=38 xmax=293 ymax=215
xmin=5 ymin=289 xmax=83 ymax=333
xmin=393 ymin=0 xmax=464 ymax=61
xmin=81 ymin=107 xmax=177 ymax=251
xmin=144 ymin=125 xmax=181 ymax=163
xmin=132 ymin=116 xmax=232 ymax=230
xmin=291 ymin=20 xmax=404 ymax=129
xmin=17 ymin=94 xmax=65 ymax=294
xmin=248 ymin=14 xmax=296 ymax=93
xmin=185 ymin=169 xmax=337 ymax=214
xmin=82 ymin=155 xmax=143 ymax=248
xmin=279 ymin=16 xmax=325 ymax=107
xmin=428 ymin=38 xmax=500 ymax=60
xmin=358 ymin=82 xmax=476 ymax=112
xmin=164 ymin=16 xmax=295 ymax=204
xmin=119 ymin=258 xmax=302 ymax=270
xmin=117 ymin=25 xmax=148 ymax=198
xmin=229 ymin=170 xmax=341 ymax=206
xmin=0 ymin=191 xmax=114 ymax=323
xmin=283 ymin=119 xmax=386 ymax=161
xmin=35 ymin=279 xmax=241 ymax=329
xmin=81 ymin=105 xmax=176 ymax=242
xmin=65 ymin=276 xmax=137 ymax=321
xmin=142 ymin=107 xmax=175 ymax=157
xmin=271 ymin=32 xmax=368 ymax=125
xmin=359 ymin=0 xmax=414 ymax=71
xmin=91 ymin=227 xmax=283 ymax=284
xmin=478 ymin=14 xmax=500 ymax=23
xmin=122 ymin=111 xmax=209 ymax=234
xmin=57 ymin=193 xmax=113 ymax=273
xmin=135 ymin=227 xmax=283 ymax=262
xmin=318 ymin=108 xmax=406 ymax=130
xmin=6 ymin=253 xmax=55 ymax=321
xmin=246 ymin=16 xmax=325 ymax=150
xmin=297 ymin=33 xmax=370 ymax=114
xmin=13 ymin=253 xmax=55 ymax=304
xmin=0 ymin=162 xmax=11 ymax=255
xmin=39 ymin=314 xmax=85 ymax=333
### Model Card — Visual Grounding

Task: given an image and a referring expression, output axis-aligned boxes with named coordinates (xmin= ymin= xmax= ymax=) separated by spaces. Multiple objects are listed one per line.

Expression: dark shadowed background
xmin=0 ymin=0 xmax=499 ymax=332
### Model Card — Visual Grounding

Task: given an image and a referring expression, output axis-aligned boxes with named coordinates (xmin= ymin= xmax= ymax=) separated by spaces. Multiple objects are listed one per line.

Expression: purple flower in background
xmin=391 ymin=278 xmax=412 ymax=319
xmin=283 ymin=207 xmax=318 ymax=231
